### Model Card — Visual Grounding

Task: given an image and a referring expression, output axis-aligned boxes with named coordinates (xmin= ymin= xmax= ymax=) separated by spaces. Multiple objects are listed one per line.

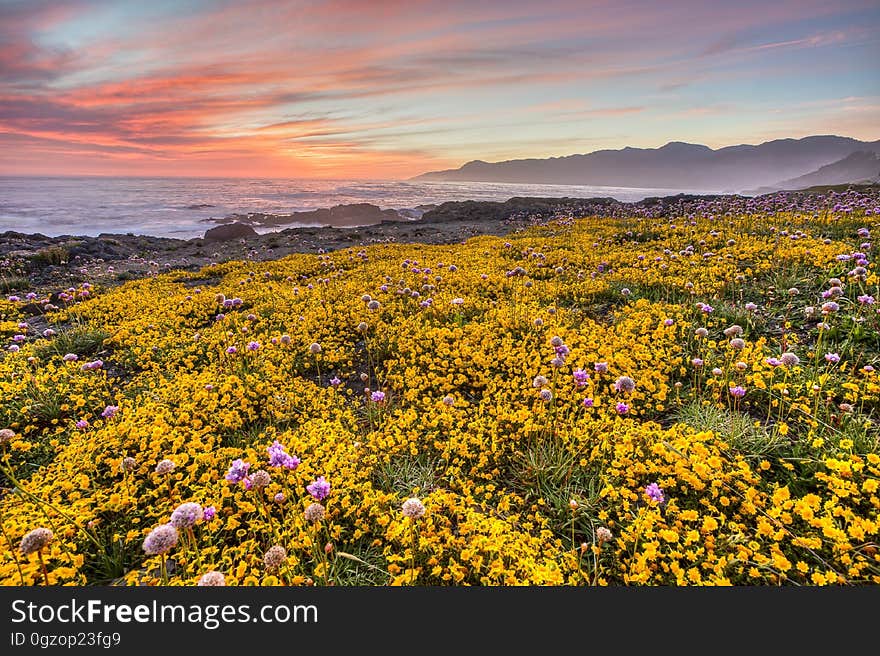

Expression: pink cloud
xmin=0 ymin=0 xmax=877 ymax=177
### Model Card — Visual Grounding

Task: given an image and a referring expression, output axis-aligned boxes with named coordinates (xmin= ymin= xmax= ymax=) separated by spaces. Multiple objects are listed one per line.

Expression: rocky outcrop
xmin=205 ymin=203 xmax=405 ymax=228
xmin=418 ymin=197 xmax=621 ymax=224
xmin=203 ymin=222 xmax=258 ymax=242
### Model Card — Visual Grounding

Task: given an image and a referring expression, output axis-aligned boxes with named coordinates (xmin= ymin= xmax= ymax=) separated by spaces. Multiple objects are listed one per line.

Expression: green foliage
xmin=35 ymin=325 xmax=109 ymax=361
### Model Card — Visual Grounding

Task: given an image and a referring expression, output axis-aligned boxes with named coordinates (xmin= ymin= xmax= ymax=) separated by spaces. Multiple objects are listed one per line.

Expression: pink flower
xmin=267 ymin=441 xmax=300 ymax=470
xmin=307 ymin=476 xmax=331 ymax=501
xmin=225 ymin=459 xmax=250 ymax=484
xmin=645 ymin=483 xmax=664 ymax=503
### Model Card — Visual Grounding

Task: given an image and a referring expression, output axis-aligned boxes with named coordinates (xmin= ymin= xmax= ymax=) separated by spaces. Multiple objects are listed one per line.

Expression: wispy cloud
xmin=0 ymin=0 xmax=877 ymax=177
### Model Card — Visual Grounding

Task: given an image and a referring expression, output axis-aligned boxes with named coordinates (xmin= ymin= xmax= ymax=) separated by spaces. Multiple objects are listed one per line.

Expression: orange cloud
xmin=1 ymin=0 xmax=877 ymax=177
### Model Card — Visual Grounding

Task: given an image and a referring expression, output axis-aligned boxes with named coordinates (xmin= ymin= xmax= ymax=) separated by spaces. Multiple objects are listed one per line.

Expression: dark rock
xmin=209 ymin=203 xmax=405 ymax=229
xmin=67 ymin=240 xmax=128 ymax=261
xmin=396 ymin=207 xmax=425 ymax=220
xmin=418 ymin=197 xmax=617 ymax=224
xmin=203 ymin=223 xmax=258 ymax=243
xmin=21 ymin=303 xmax=45 ymax=316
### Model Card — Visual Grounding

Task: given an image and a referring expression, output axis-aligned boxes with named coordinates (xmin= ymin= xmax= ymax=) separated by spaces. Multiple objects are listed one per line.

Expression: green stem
xmin=322 ymin=523 xmax=334 ymax=586
xmin=409 ymin=520 xmax=419 ymax=585
xmin=37 ymin=549 xmax=49 ymax=586
xmin=0 ymin=460 xmax=103 ymax=552
xmin=186 ymin=526 xmax=202 ymax=570
xmin=0 ymin=511 xmax=26 ymax=585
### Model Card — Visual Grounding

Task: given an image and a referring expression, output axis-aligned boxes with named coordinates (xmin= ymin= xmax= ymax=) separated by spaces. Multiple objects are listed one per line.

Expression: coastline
xmin=2 ymin=186 xmax=877 ymax=296
xmin=0 ymin=203 xmax=530 ymax=295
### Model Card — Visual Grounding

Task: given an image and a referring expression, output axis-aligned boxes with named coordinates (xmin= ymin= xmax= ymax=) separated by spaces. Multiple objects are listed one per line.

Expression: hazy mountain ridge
xmin=414 ymin=136 xmax=880 ymax=192
xmin=760 ymin=151 xmax=880 ymax=192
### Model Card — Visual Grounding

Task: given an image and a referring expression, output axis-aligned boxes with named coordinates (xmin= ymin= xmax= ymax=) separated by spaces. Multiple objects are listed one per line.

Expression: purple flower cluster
xmin=550 ymin=336 xmax=570 ymax=368
xmin=307 ymin=476 xmax=331 ymax=501
xmin=645 ymin=483 xmax=665 ymax=503
xmin=143 ymin=524 xmax=178 ymax=555
xmin=170 ymin=502 xmax=204 ymax=529
xmin=267 ymin=441 xmax=300 ymax=470
xmin=225 ymin=459 xmax=251 ymax=484
xmin=613 ymin=375 xmax=636 ymax=394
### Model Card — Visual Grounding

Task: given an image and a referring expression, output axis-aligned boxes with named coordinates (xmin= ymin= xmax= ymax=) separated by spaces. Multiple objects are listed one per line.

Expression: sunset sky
xmin=1 ymin=0 xmax=878 ymax=179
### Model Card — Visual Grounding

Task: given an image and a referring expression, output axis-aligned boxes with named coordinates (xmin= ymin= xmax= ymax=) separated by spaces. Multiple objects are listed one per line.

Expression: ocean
xmin=0 ymin=176 xmax=694 ymax=240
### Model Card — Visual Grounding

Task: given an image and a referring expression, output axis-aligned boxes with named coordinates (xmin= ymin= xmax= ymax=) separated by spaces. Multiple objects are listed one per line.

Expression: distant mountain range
xmin=413 ymin=135 xmax=880 ymax=193
xmin=750 ymin=150 xmax=880 ymax=193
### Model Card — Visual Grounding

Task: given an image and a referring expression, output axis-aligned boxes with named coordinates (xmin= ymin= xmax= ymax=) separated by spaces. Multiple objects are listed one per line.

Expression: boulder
xmin=203 ymin=222 xmax=258 ymax=243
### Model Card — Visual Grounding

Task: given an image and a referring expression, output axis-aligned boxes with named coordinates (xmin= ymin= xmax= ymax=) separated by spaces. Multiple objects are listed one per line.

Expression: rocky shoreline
xmin=0 ymin=199 xmax=540 ymax=295
xmin=205 ymin=202 xmax=416 ymax=228
xmin=2 ymin=187 xmax=877 ymax=296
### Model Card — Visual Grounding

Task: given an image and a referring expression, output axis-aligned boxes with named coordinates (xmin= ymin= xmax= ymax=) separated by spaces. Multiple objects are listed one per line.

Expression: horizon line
xmin=3 ymin=133 xmax=878 ymax=181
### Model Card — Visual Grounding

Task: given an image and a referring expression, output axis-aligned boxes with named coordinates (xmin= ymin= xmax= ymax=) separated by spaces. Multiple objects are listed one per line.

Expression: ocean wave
xmin=0 ymin=176 xmax=697 ymax=238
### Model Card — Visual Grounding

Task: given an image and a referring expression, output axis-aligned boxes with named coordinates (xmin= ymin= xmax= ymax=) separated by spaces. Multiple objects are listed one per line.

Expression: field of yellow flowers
xmin=2 ymin=196 xmax=879 ymax=586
